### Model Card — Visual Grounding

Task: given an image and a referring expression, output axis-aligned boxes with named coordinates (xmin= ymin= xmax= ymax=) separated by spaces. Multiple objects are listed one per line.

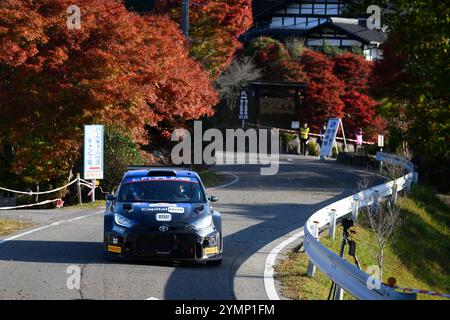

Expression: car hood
xmin=116 ymin=202 xmax=208 ymax=227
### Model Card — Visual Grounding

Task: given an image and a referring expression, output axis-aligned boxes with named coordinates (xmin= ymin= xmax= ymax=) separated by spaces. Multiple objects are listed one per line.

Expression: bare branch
xmin=215 ymin=57 xmax=262 ymax=110
xmin=358 ymin=177 xmax=404 ymax=280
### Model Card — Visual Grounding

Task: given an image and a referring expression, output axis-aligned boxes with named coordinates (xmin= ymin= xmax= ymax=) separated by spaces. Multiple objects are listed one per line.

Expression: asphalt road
xmin=0 ymin=156 xmax=381 ymax=300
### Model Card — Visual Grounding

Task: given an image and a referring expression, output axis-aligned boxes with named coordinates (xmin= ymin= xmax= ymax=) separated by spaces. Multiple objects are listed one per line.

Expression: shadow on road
xmin=0 ymin=159 xmax=383 ymax=300
xmin=162 ymin=160 xmax=384 ymax=299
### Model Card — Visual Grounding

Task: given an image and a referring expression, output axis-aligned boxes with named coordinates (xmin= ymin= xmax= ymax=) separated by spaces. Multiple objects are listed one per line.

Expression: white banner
xmin=319 ymin=118 xmax=341 ymax=158
xmin=84 ymin=125 xmax=104 ymax=180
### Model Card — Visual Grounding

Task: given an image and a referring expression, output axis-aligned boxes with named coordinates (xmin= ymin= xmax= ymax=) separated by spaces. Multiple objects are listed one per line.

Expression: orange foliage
xmin=0 ymin=0 xmax=218 ymax=183
xmin=155 ymin=0 xmax=253 ymax=77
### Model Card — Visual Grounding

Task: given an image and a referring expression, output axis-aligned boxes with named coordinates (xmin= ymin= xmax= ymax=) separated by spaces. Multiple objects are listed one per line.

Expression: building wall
xmin=270 ymin=0 xmax=345 ymax=29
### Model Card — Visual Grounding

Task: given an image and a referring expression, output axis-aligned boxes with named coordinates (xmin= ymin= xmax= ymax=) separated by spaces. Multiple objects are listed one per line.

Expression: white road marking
xmin=264 ymin=230 xmax=304 ymax=300
xmin=0 ymin=210 xmax=104 ymax=246
xmin=206 ymin=173 xmax=240 ymax=191
xmin=145 ymin=297 xmax=160 ymax=300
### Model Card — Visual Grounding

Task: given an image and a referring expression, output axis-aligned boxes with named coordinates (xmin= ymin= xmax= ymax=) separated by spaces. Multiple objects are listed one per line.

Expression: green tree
xmin=367 ymin=0 xmax=450 ymax=190
xmin=103 ymin=129 xmax=144 ymax=193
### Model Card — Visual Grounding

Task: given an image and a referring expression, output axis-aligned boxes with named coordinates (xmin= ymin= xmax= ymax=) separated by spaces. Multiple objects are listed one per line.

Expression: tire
xmin=207 ymin=259 xmax=222 ymax=266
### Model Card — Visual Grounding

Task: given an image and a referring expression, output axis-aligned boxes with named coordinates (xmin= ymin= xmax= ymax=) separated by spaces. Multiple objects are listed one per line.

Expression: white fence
xmin=303 ymin=152 xmax=417 ymax=300
xmin=0 ymin=175 xmax=97 ymax=210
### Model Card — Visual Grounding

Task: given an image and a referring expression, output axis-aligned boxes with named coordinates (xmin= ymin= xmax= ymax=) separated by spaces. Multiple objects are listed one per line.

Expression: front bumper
xmin=104 ymin=227 xmax=221 ymax=262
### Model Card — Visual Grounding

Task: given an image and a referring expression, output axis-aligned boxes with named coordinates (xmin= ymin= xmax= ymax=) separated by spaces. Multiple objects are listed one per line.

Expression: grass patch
xmin=276 ymin=185 xmax=450 ymax=300
xmin=0 ymin=219 xmax=33 ymax=236
xmin=198 ymin=170 xmax=225 ymax=189
xmin=68 ymin=200 xmax=106 ymax=209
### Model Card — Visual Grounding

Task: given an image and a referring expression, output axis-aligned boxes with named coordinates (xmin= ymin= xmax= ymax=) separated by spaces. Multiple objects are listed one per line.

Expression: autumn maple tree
xmin=0 ymin=0 xmax=218 ymax=186
xmin=155 ymin=0 xmax=253 ymax=77
xmin=333 ymin=53 xmax=385 ymax=138
xmin=243 ymin=37 xmax=385 ymax=136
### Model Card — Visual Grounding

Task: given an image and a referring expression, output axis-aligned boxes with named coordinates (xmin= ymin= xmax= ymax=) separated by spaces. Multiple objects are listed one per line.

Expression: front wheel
xmin=207 ymin=259 xmax=222 ymax=266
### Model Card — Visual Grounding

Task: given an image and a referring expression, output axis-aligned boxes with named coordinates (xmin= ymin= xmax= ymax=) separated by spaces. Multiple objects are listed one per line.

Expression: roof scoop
xmin=147 ymin=170 xmax=177 ymax=177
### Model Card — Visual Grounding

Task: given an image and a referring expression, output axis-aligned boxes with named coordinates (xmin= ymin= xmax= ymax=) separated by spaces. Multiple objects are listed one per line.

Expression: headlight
xmin=191 ymin=214 xmax=213 ymax=230
xmin=114 ymin=214 xmax=135 ymax=228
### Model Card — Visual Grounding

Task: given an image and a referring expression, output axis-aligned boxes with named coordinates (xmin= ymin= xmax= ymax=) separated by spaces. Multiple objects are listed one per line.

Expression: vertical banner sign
xmin=239 ymin=91 xmax=248 ymax=120
xmin=320 ymin=118 xmax=341 ymax=158
xmin=84 ymin=125 xmax=104 ymax=180
xmin=378 ymin=135 xmax=384 ymax=148
xmin=239 ymin=91 xmax=249 ymax=128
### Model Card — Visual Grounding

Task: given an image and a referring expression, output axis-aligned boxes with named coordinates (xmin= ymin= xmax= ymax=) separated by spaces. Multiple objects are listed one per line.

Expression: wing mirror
xmin=208 ymin=196 xmax=219 ymax=203
xmin=105 ymin=194 xmax=116 ymax=201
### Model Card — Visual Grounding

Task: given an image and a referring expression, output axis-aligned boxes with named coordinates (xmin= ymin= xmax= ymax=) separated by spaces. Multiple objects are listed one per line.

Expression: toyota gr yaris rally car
xmin=103 ymin=167 xmax=222 ymax=265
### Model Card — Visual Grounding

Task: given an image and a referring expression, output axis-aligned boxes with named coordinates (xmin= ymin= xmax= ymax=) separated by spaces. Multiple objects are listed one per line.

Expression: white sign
xmin=291 ymin=121 xmax=300 ymax=129
xmin=84 ymin=125 xmax=104 ymax=180
xmin=156 ymin=213 xmax=172 ymax=222
xmin=319 ymin=118 xmax=341 ymax=158
xmin=378 ymin=135 xmax=384 ymax=147
xmin=239 ymin=91 xmax=248 ymax=120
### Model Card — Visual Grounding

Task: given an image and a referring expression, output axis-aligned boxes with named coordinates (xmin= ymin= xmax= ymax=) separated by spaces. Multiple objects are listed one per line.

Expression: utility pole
xmin=181 ymin=0 xmax=190 ymax=37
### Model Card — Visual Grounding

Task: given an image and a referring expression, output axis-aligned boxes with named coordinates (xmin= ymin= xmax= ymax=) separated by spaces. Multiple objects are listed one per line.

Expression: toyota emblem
xmin=159 ymin=225 xmax=169 ymax=232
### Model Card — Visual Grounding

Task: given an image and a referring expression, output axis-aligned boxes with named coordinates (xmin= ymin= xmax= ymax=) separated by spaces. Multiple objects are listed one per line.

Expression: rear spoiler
xmin=126 ymin=165 xmax=193 ymax=172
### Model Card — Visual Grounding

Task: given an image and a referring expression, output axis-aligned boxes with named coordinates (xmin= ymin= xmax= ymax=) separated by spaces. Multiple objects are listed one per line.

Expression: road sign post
xmin=319 ymin=118 xmax=340 ymax=159
xmin=84 ymin=125 xmax=104 ymax=203
xmin=378 ymin=135 xmax=385 ymax=172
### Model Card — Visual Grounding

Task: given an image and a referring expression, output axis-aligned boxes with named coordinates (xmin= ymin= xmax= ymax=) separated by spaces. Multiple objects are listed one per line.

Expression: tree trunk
xmin=378 ymin=246 xmax=384 ymax=282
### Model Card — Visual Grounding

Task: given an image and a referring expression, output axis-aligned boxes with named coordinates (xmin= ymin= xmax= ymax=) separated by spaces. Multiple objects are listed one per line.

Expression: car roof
xmin=123 ymin=168 xmax=200 ymax=180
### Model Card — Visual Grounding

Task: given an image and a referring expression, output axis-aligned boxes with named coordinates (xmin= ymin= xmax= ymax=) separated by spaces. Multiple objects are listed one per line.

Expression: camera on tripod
xmin=341 ymin=217 xmax=354 ymax=230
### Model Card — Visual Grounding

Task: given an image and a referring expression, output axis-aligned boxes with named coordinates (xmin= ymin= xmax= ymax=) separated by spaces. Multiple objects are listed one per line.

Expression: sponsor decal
xmin=107 ymin=245 xmax=122 ymax=254
xmin=204 ymin=247 xmax=219 ymax=255
xmin=127 ymin=176 xmax=198 ymax=183
xmin=149 ymin=203 xmax=178 ymax=207
xmin=168 ymin=207 xmax=185 ymax=214
xmin=141 ymin=205 xmax=185 ymax=214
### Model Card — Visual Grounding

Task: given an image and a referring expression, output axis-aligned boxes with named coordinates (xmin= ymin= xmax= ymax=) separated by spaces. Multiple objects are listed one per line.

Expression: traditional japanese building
xmin=245 ymin=0 xmax=387 ymax=61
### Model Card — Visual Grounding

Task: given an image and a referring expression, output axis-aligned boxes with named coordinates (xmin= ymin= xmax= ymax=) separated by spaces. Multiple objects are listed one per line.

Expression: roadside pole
xmin=92 ymin=179 xmax=96 ymax=203
xmin=77 ymin=173 xmax=82 ymax=205
xmin=329 ymin=209 xmax=336 ymax=240
xmin=181 ymin=0 xmax=189 ymax=36
xmin=307 ymin=222 xmax=319 ymax=277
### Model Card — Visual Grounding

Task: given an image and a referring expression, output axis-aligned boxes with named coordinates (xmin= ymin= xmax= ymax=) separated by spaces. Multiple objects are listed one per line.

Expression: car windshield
xmin=118 ymin=177 xmax=205 ymax=203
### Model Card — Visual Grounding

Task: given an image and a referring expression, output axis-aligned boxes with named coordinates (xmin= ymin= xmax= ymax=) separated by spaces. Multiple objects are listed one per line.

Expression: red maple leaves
xmin=0 ymin=0 xmax=218 ymax=183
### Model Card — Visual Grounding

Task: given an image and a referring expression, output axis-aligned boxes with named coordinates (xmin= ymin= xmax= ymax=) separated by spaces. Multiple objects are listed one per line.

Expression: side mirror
xmin=105 ymin=194 xmax=116 ymax=201
xmin=208 ymin=196 xmax=219 ymax=203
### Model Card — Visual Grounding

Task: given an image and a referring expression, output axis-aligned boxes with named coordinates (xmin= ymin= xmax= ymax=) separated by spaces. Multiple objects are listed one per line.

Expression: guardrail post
xmin=329 ymin=209 xmax=336 ymax=240
xmin=333 ymin=286 xmax=344 ymax=300
xmin=391 ymin=183 xmax=398 ymax=206
xmin=307 ymin=222 xmax=319 ymax=277
xmin=372 ymin=190 xmax=380 ymax=212
xmin=406 ymin=178 xmax=412 ymax=194
xmin=351 ymin=196 xmax=359 ymax=222
xmin=76 ymin=173 xmax=82 ymax=205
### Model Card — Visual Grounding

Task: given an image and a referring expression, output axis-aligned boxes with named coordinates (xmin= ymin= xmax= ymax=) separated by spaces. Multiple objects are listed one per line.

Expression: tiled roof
xmin=243 ymin=18 xmax=387 ymax=44
xmin=253 ymin=0 xmax=290 ymax=20
xmin=331 ymin=21 xmax=387 ymax=44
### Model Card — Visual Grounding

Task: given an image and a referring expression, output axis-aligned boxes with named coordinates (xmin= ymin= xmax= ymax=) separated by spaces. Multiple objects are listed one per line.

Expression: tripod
xmin=327 ymin=218 xmax=361 ymax=300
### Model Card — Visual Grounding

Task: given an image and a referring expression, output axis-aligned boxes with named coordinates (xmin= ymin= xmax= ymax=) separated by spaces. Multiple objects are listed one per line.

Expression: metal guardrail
xmin=303 ymin=152 xmax=417 ymax=300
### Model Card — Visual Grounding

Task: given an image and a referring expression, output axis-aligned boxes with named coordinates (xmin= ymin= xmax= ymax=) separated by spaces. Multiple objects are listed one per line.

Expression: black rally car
xmin=103 ymin=167 xmax=223 ymax=265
